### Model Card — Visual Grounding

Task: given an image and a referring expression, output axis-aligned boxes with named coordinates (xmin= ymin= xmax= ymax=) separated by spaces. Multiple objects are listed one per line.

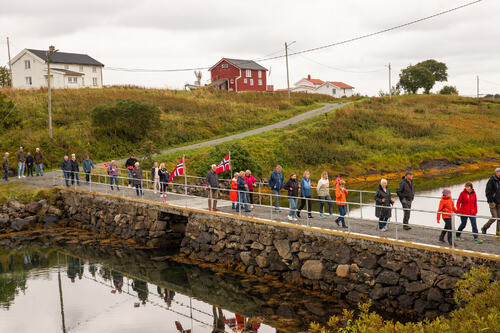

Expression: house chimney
xmin=307 ymin=74 xmax=311 ymax=80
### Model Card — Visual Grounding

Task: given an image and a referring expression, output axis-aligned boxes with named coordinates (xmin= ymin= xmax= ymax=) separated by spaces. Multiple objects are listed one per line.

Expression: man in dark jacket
xmin=125 ymin=154 xmax=138 ymax=187
xmin=268 ymin=165 xmax=284 ymax=212
xmin=206 ymin=164 xmax=219 ymax=211
xmin=2 ymin=152 xmax=9 ymax=181
xmin=25 ymin=152 xmax=34 ymax=177
xmin=61 ymin=155 xmax=72 ymax=187
xmin=16 ymin=146 xmax=26 ymax=179
xmin=396 ymin=171 xmax=414 ymax=230
xmin=236 ymin=172 xmax=250 ymax=212
xmin=70 ymin=154 xmax=80 ymax=185
xmin=482 ymin=168 xmax=500 ymax=235
xmin=34 ymin=148 xmax=44 ymax=176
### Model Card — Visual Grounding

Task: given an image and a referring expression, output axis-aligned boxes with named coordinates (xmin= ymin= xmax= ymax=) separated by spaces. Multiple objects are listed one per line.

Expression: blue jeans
xmin=110 ymin=176 xmax=119 ymax=190
xmin=288 ymin=198 xmax=298 ymax=218
xmin=18 ymin=162 xmax=25 ymax=177
xmin=35 ymin=163 xmax=43 ymax=176
xmin=336 ymin=204 xmax=347 ymax=227
xmin=63 ymin=171 xmax=71 ymax=186
xmin=71 ymin=172 xmax=80 ymax=185
xmin=272 ymin=189 xmax=281 ymax=210
xmin=236 ymin=191 xmax=249 ymax=211
xmin=379 ymin=217 xmax=389 ymax=230
xmin=3 ymin=166 xmax=8 ymax=180
xmin=457 ymin=215 xmax=478 ymax=239
xmin=135 ymin=184 xmax=143 ymax=196
xmin=128 ymin=169 xmax=133 ymax=185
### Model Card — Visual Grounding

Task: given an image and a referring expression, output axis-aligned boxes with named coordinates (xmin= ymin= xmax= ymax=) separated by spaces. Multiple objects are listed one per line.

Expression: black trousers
xmin=439 ymin=218 xmax=452 ymax=245
xmin=298 ymin=196 xmax=312 ymax=215
xmin=247 ymin=191 xmax=254 ymax=204
xmin=27 ymin=165 xmax=33 ymax=176
xmin=401 ymin=199 xmax=412 ymax=225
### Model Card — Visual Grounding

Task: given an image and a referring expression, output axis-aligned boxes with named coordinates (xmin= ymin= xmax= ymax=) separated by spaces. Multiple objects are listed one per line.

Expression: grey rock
xmin=401 ymin=262 xmax=419 ymax=281
xmin=274 ymin=239 xmax=291 ymax=260
xmin=397 ymin=294 xmax=413 ymax=309
xmin=250 ymin=242 xmax=265 ymax=250
xmin=375 ymin=270 xmax=400 ymax=285
xmin=259 ymin=233 xmax=273 ymax=246
xmin=198 ymin=231 xmax=213 ymax=244
xmin=336 ymin=264 xmax=350 ymax=278
xmin=8 ymin=200 xmax=24 ymax=212
xmin=42 ymin=214 xmax=59 ymax=224
xmin=421 ymin=270 xmax=439 ymax=286
xmin=0 ymin=213 xmax=9 ymax=226
xmin=240 ymin=251 xmax=252 ymax=266
xmin=436 ymin=277 xmax=458 ymax=290
xmin=370 ymin=287 xmax=385 ymax=300
xmin=358 ymin=254 xmax=378 ymax=269
xmin=427 ymin=288 xmax=443 ymax=302
xmin=406 ymin=282 xmax=430 ymax=293
xmin=378 ymin=257 xmax=402 ymax=271
xmin=25 ymin=201 xmax=42 ymax=214
xmin=301 ymin=260 xmax=324 ymax=280
xmin=255 ymin=254 xmax=269 ymax=268
xmin=10 ymin=218 xmax=33 ymax=231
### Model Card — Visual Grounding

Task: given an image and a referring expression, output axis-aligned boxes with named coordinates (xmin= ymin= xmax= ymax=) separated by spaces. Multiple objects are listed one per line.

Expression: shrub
xmin=440 ymin=85 xmax=459 ymax=95
xmin=0 ymin=92 xmax=19 ymax=131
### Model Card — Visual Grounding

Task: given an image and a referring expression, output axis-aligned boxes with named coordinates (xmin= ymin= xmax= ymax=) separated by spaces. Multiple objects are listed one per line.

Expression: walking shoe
xmin=381 ymin=227 xmax=387 ymax=232
xmin=320 ymin=214 xmax=326 ymax=219
xmin=244 ymin=210 xmax=250 ymax=212
xmin=403 ymin=226 xmax=412 ymax=230
xmin=481 ymin=227 xmax=487 ymax=234
xmin=128 ymin=185 xmax=131 ymax=188
xmin=293 ymin=217 xmax=298 ymax=221
xmin=474 ymin=239 xmax=484 ymax=244
xmin=329 ymin=214 xmax=334 ymax=217
xmin=341 ymin=225 xmax=348 ymax=229
xmin=296 ymin=212 xmax=301 ymax=218
xmin=251 ymin=205 xmax=254 ymax=209
xmin=439 ymin=239 xmax=446 ymax=244
xmin=18 ymin=176 xmax=21 ymax=179
xmin=456 ymin=237 xmax=464 ymax=241
xmin=308 ymin=215 xmax=313 ymax=219
xmin=288 ymin=216 xmax=293 ymax=221
xmin=334 ymin=219 xmax=340 ymax=227
xmin=22 ymin=175 xmax=26 ymax=178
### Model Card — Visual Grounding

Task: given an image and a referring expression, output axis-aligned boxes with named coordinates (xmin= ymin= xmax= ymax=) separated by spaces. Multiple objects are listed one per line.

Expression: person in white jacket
xmin=317 ymin=171 xmax=333 ymax=218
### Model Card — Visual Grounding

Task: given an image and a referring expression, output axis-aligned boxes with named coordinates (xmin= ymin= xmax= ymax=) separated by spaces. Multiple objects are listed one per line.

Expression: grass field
xmin=152 ymin=95 xmax=500 ymax=180
xmin=0 ymin=86 xmax=339 ymax=168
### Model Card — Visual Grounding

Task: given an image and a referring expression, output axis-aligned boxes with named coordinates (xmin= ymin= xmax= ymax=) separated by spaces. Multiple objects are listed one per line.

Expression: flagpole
xmin=183 ymin=155 xmax=188 ymax=196
xmin=228 ymin=151 xmax=231 ymax=177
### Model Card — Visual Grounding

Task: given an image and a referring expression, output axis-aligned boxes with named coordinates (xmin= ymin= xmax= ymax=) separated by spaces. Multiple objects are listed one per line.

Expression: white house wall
xmin=314 ymin=84 xmax=354 ymax=98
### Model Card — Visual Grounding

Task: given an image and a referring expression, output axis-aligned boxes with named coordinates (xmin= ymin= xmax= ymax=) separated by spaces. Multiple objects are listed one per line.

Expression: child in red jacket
xmin=437 ymin=189 xmax=457 ymax=246
xmin=456 ymin=181 xmax=483 ymax=244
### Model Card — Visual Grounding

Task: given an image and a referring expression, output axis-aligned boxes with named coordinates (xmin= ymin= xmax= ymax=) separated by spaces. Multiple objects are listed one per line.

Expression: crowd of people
xmin=3 ymin=146 xmax=45 ymax=181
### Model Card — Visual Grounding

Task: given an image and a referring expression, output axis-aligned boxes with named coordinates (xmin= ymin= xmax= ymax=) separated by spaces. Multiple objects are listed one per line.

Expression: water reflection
xmin=0 ymin=246 xmax=348 ymax=332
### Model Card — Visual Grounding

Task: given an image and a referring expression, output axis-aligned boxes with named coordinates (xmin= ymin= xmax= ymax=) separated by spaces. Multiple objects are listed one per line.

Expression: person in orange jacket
xmin=230 ymin=172 xmax=238 ymax=209
xmin=335 ymin=180 xmax=348 ymax=228
xmin=437 ymin=189 xmax=457 ymax=246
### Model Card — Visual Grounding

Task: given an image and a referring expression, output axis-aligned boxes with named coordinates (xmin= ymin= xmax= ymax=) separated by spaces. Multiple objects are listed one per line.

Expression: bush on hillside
xmin=439 ymin=85 xmax=459 ymax=95
xmin=91 ymin=99 xmax=161 ymax=141
xmin=0 ymin=92 xmax=19 ymax=131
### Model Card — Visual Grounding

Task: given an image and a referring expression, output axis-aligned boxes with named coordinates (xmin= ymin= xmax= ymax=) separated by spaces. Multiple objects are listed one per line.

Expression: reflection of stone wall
xmin=60 ymin=190 xmax=188 ymax=248
xmin=181 ymin=214 xmax=500 ymax=320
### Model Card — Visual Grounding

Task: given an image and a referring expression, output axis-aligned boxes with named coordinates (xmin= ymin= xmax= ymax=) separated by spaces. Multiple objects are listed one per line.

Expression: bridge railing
xmin=53 ymin=170 xmax=499 ymax=253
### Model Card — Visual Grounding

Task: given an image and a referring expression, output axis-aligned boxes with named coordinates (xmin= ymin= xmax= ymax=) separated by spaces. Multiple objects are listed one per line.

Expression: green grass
xmin=0 ymin=86 xmax=342 ymax=168
xmin=152 ymin=95 xmax=500 ymax=179
xmin=0 ymin=182 xmax=57 ymax=205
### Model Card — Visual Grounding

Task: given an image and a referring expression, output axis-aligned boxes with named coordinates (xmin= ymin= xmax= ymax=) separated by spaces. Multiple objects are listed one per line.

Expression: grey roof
xmin=27 ymin=49 xmax=104 ymax=67
xmin=51 ymin=68 xmax=84 ymax=76
xmin=224 ymin=58 xmax=267 ymax=71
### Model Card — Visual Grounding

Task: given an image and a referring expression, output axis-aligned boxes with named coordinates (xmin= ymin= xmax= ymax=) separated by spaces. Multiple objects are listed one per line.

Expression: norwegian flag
xmin=168 ymin=157 xmax=185 ymax=183
xmin=334 ymin=176 xmax=341 ymax=185
xmin=103 ymin=162 xmax=110 ymax=167
xmin=215 ymin=153 xmax=231 ymax=174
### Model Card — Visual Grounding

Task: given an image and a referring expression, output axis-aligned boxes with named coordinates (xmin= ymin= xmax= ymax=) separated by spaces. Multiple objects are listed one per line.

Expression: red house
xmin=209 ymin=58 xmax=268 ymax=92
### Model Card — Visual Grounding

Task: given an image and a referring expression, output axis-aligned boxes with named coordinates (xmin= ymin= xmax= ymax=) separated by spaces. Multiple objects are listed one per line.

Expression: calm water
xmin=0 ymin=246 xmax=349 ymax=333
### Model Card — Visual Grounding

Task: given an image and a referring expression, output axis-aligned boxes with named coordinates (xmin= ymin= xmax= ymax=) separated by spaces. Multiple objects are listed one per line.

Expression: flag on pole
xmin=334 ymin=176 xmax=341 ymax=185
xmin=168 ymin=157 xmax=185 ymax=183
xmin=215 ymin=153 xmax=231 ymax=174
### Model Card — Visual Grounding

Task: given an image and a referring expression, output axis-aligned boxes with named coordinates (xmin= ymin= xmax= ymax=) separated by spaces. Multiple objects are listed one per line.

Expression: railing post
xmin=360 ymin=191 xmax=363 ymax=219
xmin=306 ymin=197 xmax=310 ymax=227
xmin=270 ymin=193 xmax=273 ymax=221
xmin=451 ymin=214 xmax=456 ymax=249
xmin=395 ymin=207 xmax=398 ymax=240
xmin=258 ymin=183 xmax=262 ymax=206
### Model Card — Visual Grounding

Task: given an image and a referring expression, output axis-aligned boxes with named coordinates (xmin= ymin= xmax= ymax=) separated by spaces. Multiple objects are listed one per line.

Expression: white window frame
xmin=92 ymin=77 xmax=98 ymax=86
xmin=68 ymin=76 xmax=78 ymax=84
xmin=250 ymin=79 xmax=254 ymax=86
xmin=65 ymin=64 xmax=69 ymax=70
xmin=24 ymin=60 xmax=31 ymax=69
xmin=332 ymin=88 xmax=337 ymax=95
xmin=79 ymin=65 xmax=84 ymax=72
xmin=25 ymin=76 xmax=32 ymax=85
xmin=258 ymin=70 xmax=262 ymax=78
xmin=222 ymin=63 xmax=228 ymax=69
xmin=246 ymin=69 xmax=251 ymax=77
xmin=243 ymin=78 xmax=247 ymax=84
xmin=92 ymin=66 xmax=97 ymax=73
xmin=258 ymin=79 xmax=262 ymax=86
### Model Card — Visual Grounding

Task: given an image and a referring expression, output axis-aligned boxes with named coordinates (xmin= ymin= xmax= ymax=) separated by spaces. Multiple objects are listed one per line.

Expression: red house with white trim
xmin=209 ymin=58 xmax=268 ymax=92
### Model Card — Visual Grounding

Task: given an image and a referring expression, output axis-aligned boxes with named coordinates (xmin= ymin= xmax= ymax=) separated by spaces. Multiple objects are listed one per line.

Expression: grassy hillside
xmin=154 ymin=95 xmax=500 ymax=180
xmin=0 ymin=86 xmax=338 ymax=167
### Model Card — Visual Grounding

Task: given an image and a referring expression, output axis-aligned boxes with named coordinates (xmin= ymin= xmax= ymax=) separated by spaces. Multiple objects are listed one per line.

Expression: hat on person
xmin=442 ymin=189 xmax=451 ymax=196
xmin=405 ymin=171 xmax=413 ymax=176
xmin=495 ymin=167 xmax=500 ymax=172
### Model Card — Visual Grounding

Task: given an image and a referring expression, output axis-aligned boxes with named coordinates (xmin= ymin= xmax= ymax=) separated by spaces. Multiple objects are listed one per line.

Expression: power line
xmin=103 ymin=0 xmax=482 ymax=73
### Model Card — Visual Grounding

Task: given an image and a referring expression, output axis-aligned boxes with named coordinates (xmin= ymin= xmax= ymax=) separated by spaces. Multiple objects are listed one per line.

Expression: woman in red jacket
xmin=230 ymin=172 xmax=238 ymax=209
xmin=456 ymin=181 xmax=483 ymax=244
xmin=437 ymin=189 xmax=457 ymax=246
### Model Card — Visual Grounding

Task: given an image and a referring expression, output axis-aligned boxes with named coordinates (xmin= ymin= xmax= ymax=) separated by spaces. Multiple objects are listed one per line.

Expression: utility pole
xmin=476 ymin=75 xmax=479 ymax=99
xmin=6 ymin=37 xmax=12 ymax=86
xmin=47 ymin=45 xmax=57 ymax=139
xmin=285 ymin=41 xmax=296 ymax=99
xmin=388 ymin=63 xmax=392 ymax=99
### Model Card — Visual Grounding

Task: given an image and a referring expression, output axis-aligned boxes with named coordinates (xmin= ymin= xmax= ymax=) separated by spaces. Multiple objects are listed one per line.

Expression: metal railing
xmin=53 ymin=170 xmax=499 ymax=253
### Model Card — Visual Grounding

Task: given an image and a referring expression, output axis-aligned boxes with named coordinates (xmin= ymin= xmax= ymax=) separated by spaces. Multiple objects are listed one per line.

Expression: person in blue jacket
xmin=297 ymin=170 xmax=313 ymax=218
xmin=268 ymin=165 xmax=284 ymax=212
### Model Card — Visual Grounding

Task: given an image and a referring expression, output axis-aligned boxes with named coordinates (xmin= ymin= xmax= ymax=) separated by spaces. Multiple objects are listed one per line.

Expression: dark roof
xmin=210 ymin=58 xmax=267 ymax=71
xmin=27 ymin=49 xmax=104 ymax=67
xmin=51 ymin=68 xmax=84 ymax=76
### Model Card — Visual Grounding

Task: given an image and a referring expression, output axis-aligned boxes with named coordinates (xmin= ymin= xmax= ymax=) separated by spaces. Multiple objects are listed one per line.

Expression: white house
xmin=10 ymin=49 xmax=104 ymax=89
xmin=290 ymin=75 xmax=354 ymax=98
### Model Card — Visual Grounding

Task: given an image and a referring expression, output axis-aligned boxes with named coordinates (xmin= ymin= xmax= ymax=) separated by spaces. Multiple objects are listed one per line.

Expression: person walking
xmin=158 ymin=163 xmax=170 ymax=200
xmin=284 ymin=173 xmax=299 ymax=221
xmin=374 ymin=179 xmax=394 ymax=231
xmin=61 ymin=155 xmax=72 ymax=187
xmin=482 ymin=168 xmax=500 ymax=235
xmin=125 ymin=154 xmax=138 ymax=188
xmin=317 ymin=171 xmax=333 ymax=218
xmin=206 ymin=164 xmax=219 ymax=211
xmin=25 ymin=152 xmax=34 ymax=177
xmin=151 ymin=162 xmax=160 ymax=194
xmin=70 ymin=154 xmax=80 ymax=186
xmin=2 ymin=152 xmax=9 ymax=181
xmin=297 ymin=170 xmax=313 ymax=219
xmin=397 ymin=171 xmax=415 ymax=230
xmin=244 ymin=170 xmax=257 ymax=209
xmin=82 ymin=155 xmax=95 ymax=184
xmin=268 ymin=165 xmax=284 ymax=212
xmin=108 ymin=160 xmax=119 ymax=191
xmin=456 ymin=181 xmax=482 ymax=244
xmin=335 ymin=180 xmax=348 ymax=228
xmin=230 ymin=172 xmax=238 ymax=209
xmin=34 ymin=148 xmax=44 ymax=176
xmin=132 ymin=162 xmax=143 ymax=196
xmin=437 ymin=189 xmax=457 ymax=246
xmin=236 ymin=171 xmax=250 ymax=212
xmin=16 ymin=146 xmax=26 ymax=179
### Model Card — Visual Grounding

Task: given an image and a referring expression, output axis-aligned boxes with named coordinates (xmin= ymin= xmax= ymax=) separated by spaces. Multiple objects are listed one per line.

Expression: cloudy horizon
xmin=1 ymin=0 xmax=499 ymax=96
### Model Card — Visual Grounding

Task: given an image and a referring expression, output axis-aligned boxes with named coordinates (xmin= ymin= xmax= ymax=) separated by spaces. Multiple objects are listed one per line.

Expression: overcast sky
xmin=1 ymin=0 xmax=499 ymax=96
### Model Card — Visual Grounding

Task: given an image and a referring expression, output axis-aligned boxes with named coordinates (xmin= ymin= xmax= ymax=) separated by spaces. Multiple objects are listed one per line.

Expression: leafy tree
xmin=398 ymin=65 xmax=434 ymax=94
xmin=417 ymin=59 xmax=448 ymax=82
xmin=0 ymin=66 xmax=11 ymax=87
xmin=91 ymin=99 xmax=161 ymax=141
xmin=439 ymin=85 xmax=459 ymax=95
xmin=0 ymin=92 xmax=19 ymax=130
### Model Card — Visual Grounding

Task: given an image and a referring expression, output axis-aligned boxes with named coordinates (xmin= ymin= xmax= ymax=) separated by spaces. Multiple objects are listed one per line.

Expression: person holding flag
xmin=168 ymin=156 xmax=186 ymax=195
xmin=206 ymin=164 xmax=219 ymax=211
